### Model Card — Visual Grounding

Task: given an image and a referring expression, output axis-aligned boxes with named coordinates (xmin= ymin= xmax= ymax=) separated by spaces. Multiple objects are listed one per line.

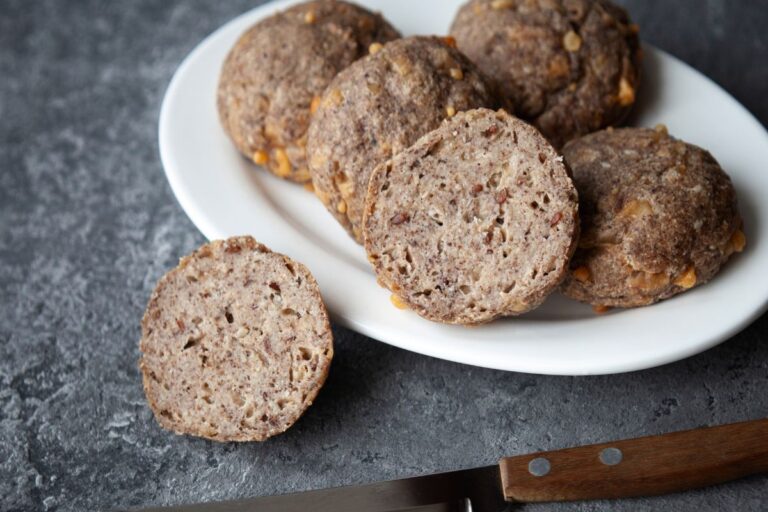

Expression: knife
xmin=134 ymin=418 xmax=768 ymax=511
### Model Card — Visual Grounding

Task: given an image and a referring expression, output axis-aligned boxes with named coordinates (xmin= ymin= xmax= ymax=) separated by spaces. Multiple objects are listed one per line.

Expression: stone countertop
xmin=1 ymin=1 xmax=767 ymax=511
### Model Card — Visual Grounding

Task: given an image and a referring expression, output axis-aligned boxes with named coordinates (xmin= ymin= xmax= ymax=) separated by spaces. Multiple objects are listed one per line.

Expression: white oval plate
xmin=159 ymin=0 xmax=768 ymax=375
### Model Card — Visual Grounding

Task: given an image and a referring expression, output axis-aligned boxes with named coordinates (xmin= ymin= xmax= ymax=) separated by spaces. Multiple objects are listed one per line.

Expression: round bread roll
xmin=363 ymin=109 xmax=579 ymax=325
xmin=217 ymin=1 xmax=400 ymax=183
xmin=450 ymin=0 xmax=641 ymax=148
xmin=307 ymin=36 xmax=501 ymax=242
xmin=561 ymin=126 xmax=744 ymax=308
xmin=139 ymin=236 xmax=333 ymax=442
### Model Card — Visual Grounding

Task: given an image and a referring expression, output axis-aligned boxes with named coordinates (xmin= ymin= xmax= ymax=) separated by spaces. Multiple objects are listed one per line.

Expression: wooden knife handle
xmin=499 ymin=418 xmax=768 ymax=502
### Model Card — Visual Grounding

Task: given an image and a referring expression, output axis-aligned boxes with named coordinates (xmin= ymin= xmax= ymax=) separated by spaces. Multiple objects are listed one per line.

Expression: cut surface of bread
xmin=364 ymin=109 xmax=579 ymax=325
xmin=140 ymin=236 xmax=333 ymax=442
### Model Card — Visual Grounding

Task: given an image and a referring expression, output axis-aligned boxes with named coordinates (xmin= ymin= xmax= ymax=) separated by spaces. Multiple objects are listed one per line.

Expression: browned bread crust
xmin=561 ymin=127 xmax=744 ymax=308
xmin=450 ymin=0 xmax=641 ymax=148
xmin=363 ymin=109 xmax=579 ymax=325
xmin=217 ymin=1 xmax=400 ymax=182
xmin=139 ymin=236 xmax=333 ymax=442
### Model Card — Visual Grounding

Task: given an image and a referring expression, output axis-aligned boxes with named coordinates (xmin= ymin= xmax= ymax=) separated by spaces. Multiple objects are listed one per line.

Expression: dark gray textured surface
xmin=1 ymin=1 xmax=767 ymax=510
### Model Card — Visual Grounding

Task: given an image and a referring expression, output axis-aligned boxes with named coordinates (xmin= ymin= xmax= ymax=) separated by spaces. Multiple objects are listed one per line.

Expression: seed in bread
xmin=139 ymin=236 xmax=333 ymax=442
xmin=363 ymin=108 xmax=579 ymax=325
xmin=217 ymin=1 xmax=400 ymax=183
xmin=307 ymin=36 xmax=502 ymax=242
xmin=450 ymin=0 xmax=641 ymax=148
xmin=561 ymin=126 xmax=743 ymax=308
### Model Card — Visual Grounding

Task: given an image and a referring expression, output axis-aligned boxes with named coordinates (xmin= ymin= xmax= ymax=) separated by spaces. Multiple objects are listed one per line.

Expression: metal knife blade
xmin=130 ymin=465 xmax=509 ymax=512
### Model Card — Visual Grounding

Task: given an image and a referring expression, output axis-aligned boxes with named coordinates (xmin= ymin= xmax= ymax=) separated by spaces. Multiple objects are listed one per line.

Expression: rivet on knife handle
xmin=498 ymin=418 xmax=768 ymax=502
